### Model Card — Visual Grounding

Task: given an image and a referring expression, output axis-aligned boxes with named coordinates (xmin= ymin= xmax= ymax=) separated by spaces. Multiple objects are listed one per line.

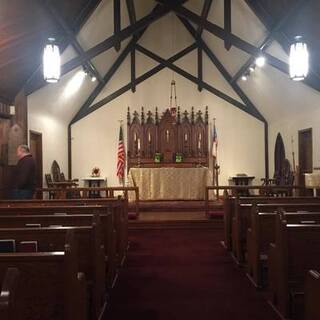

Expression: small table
xmin=305 ymin=173 xmax=320 ymax=197
xmin=82 ymin=177 xmax=106 ymax=198
xmin=230 ymin=176 xmax=255 ymax=196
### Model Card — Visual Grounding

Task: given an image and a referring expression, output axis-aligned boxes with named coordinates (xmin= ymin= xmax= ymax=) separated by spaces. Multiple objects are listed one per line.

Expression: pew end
xmin=305 ymin=270 xmax=320 ymax=320
xmin=0 ymin=268 xmax=19 ymax=320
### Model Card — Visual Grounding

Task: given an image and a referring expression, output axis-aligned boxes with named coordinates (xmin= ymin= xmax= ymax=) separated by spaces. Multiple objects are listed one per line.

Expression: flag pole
xmin=213 ymin=118 xmax=220 ymax=199
xmin=118 ymin=120 xmax=125 ymax=187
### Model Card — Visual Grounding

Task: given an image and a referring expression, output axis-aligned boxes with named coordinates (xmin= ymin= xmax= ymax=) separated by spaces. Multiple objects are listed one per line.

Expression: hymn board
xmin=127 ymin=107 xmax=209 ymax=169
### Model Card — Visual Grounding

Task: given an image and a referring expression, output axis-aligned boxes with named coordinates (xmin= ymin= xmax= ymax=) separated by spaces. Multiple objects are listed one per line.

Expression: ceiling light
xmin=249 ymin=65 xmax=255 ymax=73
xmin=43 ymin=38 xmax=60 ymax=83
xmin=255 ymin=56 xmax=266 ymax=67
xmin=241 ymin=74 xmax=248 ymax=81
xmin=91 ymin=76 xmax=97 ymax=82
xmin=289 ymin=36 xmax=309 ymax=81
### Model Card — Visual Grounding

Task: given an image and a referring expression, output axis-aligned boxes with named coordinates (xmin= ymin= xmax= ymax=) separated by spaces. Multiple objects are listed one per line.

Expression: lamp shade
xmin=43 ymin=38 xmax=61 ymax=83
xmin=289 ymin=36 xmax=309 ymax=81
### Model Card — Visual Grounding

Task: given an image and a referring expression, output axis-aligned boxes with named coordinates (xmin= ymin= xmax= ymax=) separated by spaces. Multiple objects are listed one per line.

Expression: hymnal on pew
xmin=18 ymin=241 xmax=38 ymax=252
xmin=0 ymin=239 xmax=16 ymax=253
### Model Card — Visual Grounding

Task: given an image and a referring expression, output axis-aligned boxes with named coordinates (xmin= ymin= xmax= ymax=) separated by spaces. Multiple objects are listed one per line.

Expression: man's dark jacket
xmin=13 ymin=154 xmax=36 ymax=190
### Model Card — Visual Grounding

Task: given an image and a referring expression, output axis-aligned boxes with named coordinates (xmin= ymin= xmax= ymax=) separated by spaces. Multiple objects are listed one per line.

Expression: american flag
xmin=117 ymin=125 xmax=125 ymax=182
xmin=211 ymin=122 xmax=218 ymax=158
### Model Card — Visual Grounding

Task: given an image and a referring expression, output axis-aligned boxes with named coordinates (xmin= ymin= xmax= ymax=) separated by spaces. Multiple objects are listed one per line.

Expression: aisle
xmin=107 ymin=228 xmax=278 ymax=320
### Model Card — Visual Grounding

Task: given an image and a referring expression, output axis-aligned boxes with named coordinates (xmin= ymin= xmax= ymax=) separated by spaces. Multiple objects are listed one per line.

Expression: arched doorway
xmin=274 ymin=133 xmax=285 ymax=177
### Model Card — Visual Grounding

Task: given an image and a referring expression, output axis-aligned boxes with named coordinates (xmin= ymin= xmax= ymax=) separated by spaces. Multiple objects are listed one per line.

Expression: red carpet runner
xmin=107 ymin=228 xmax=279 ymax=320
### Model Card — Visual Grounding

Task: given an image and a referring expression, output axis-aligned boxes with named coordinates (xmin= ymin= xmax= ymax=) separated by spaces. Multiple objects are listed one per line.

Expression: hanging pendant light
xmin=43 ymin=38 xmax=61 ymax=83
xmin=289 ymin=36 xmax=309 ymax=81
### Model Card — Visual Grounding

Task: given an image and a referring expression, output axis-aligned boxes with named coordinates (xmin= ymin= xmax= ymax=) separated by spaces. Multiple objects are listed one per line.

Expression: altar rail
xmin=204 ymin=185 xmax=308 ymax=216
xmin=34 ymin=187 xmax=139 ymax=216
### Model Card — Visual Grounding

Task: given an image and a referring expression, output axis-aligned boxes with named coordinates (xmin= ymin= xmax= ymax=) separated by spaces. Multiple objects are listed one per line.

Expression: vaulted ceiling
xmin=1 ymin=0 xmax=320 ymax=109
xmin=0 ymin=0 xmax=101 ymax=103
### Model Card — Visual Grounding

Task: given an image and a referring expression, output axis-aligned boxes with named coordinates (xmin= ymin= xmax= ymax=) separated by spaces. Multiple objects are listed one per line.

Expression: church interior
xmin=0 ymin=0 xmax=320 ymax=319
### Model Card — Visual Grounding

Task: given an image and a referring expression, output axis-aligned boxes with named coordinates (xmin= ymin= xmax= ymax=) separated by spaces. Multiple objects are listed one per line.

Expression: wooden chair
xmin=44 ymin=174 xmax=55 ymax=199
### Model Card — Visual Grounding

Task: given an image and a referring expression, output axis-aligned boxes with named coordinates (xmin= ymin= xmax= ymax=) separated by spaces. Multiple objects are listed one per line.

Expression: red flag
xmin=117 ymin=125 xmax=125 ymax=181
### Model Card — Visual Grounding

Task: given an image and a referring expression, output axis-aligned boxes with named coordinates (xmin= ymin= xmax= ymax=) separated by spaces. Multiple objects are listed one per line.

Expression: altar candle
xmin=199 ymin=133 xmax=202 ymax=140
xmin=134 ymin=133 xmax=137 ymax=141
xmin=184 ymin=133 xmax=188 ymax=142
xmin=137 ymin=138 xmax=141 ymax=151
xmin=198 ymin=139 xmax=201 ymax=150
xmin=148 ymin=132 xmax=151 ymax=142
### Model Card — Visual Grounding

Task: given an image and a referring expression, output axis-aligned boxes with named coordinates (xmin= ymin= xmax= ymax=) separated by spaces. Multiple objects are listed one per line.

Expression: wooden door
xmin=299 ymin=128 xmax=313 ymax=194
xmin=29 ymin=131 xmax=43 ymax=188
xmin=299 ymin=128 xmax=313 ymax=174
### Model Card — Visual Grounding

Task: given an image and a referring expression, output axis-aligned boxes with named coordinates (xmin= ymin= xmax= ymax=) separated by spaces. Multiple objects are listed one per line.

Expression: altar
xmin=128 ymin=167 xmax=212 ymax=200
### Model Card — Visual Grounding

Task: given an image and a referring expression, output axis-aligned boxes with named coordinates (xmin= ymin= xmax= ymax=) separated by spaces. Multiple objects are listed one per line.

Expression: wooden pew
xmin=223 ymin=195 xmax=320 ymax=252
xmin=268 ymin=216 xmax=320 ymax=319
xmin=0 ymin=218 xmax=106 ymax=319
xmin=0 ymin=213 xmax=117 ymax=288
xmin=232 ymin=202 xmax=320 ymax=264
xmin=0 ymin=230 xmax=87 ymax=320
xmin=0 ymin=268 xmax=19 ymax=320
xmin=247 ymin=208 xmax=320 ymax=287
xmin=0 ymin=202 xmax=127 ymax=272
xmin=305 ymin=270 xmax=320 ymax=320
xmin=0 ymin=197 xmax=129 ymax=266
xmin=31 ymin=186 xmax=139 ymax=219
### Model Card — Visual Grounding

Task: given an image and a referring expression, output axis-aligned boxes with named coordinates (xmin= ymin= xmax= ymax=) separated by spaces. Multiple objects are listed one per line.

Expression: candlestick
xmin=184 ymin=133 xmax=188 ymax=142
xmin=137 ymin=138 xmax=141 ymax=151
xmin=148 ymin=132 xmax=151 ymax=142
xmin=134 ymin=133 xmax=137 ymax=141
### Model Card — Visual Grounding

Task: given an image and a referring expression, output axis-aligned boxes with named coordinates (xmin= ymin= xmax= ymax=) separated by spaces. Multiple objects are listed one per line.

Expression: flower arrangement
xmin=91 ymin=167 xmax=101 ymax=177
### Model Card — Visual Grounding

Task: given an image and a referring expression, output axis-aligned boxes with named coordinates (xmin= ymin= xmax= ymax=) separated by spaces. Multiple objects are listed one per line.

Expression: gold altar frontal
xmin=128 ymin=167 xmax=212 ymax=201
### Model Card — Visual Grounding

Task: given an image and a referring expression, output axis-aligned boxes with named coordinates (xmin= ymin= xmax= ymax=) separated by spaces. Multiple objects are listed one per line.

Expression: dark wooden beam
xmin=131 ymin=48 xmax=136 ymax=92
xmin=264 ymin=122 xmax=269 ymax=180
xmin=231 ymin=0 xmax=309 ymax=83
xmin=72 ymin=43 xmax=197 ymax=123
xmin=114 ymin=0 xmax=121 ymax=51
xmin=197 ymin=0 xmax=212 ymax=37
xmin=197 ymin=46 xmax=203 ymax=92
xmin=60 ymin=4 xmax=178 ymax=78
xmin=68 ymin=125 xmax=72 ymax=179
xmin=70 ymin=32 xmax=144 ymax=125
xmin=24 ymin=0 xmax=103 ymax=95
xmin=179 ymin=16 xmax=266 ymax=122
xmin=244 ymin=0 xmax=320 ymax=91
xmin=224 ymin=0 xmax=231 ymax=50
xmin=173 ymin=3 xmax=320 ymax=93
xmin=72 ymin=0 xmax=103 ymax=31
xmin=136 ymin=44 xmax=262 ymax=121
xmin=126 ymin=0 xmax=136 ymax=25
xmin=43 ymin=0 xmax=104 ymax=83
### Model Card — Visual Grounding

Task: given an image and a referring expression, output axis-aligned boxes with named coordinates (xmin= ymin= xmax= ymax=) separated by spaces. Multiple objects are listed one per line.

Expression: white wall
xmin=29 ymin=0 xmax=320 ymax=189
xmin=27 ymin=67 xmax=96 ymax=180
xmin=71 ymin=65 xmax=265 ymax=187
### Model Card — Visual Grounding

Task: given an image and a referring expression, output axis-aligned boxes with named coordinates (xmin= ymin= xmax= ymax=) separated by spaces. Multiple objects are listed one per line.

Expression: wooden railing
xmin=34 ymin=186 xmax=140 ymax=216
xmin=204 ymin=185 xmax=308 ymax=216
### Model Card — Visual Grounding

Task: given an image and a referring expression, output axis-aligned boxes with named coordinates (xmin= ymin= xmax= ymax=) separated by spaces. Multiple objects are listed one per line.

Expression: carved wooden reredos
xmin=127 ymin=107 xmax=209 ymax=169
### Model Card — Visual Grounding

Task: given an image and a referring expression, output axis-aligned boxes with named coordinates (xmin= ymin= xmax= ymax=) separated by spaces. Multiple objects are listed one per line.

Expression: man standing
xmin=11 ymin=145 xmax=36 ymax=199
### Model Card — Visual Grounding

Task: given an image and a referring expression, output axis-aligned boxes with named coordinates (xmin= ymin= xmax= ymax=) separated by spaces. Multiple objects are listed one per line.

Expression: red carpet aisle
xmin=107 ymin=229 xmax=279 ymax=320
